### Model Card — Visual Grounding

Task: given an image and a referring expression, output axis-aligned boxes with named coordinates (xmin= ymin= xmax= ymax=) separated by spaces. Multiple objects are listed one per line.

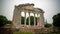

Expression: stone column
xmin=20 ymin=11 xmax=21 ymax=25
xmin=34 ymin=13 xmax=36 ymax=26
xmin=40 ymin=13 xmax=44 ymax=28
xmin=42 ymin=13 xmax=44 ymax=28
xmin=37 ymin=13 xmax=38 ymax=26
xmin=29 ymin=12 xmax=30 ymax=26
xmin=24 ymin=11 xmax=26 ymax=26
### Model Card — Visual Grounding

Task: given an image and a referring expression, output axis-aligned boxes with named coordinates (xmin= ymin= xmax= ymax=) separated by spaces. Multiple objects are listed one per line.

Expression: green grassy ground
xmin=14 ymin=32 xmax=33 ymax=34
xmin=14 ymin=31 xmax=60 ymax=34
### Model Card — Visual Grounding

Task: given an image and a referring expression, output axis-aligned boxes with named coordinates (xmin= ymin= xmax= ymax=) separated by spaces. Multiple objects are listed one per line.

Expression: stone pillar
xmin=37 ymin=13 xmax=41 ymax=27
xmin=20 ymin=11 xmax=21 ymax=25
xmin=37 ymin=13 xmax=38 ymax=26
xmin=42 ymin=13 xmax=44 ymax=28
xmin=34 ymin=13 xmax=36 ymax=26
xmin=24 ymin=11 xmax=26 ymax=26
xmin=29 ymin=12 xmax=30 ymax=26
xmin=40 ymin=13 xmax=44 ymax=28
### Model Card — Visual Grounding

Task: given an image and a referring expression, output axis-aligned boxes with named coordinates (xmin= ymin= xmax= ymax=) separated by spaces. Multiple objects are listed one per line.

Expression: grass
xmin=13 ymin=31 xmax=60 ymax=34
xmin=14 ymin=32 xmax=33 ymax=34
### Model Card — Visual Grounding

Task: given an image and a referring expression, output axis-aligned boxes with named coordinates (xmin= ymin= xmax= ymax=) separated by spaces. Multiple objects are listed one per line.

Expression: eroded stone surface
xmin=12 ymin=3 xmax=45 ymax=32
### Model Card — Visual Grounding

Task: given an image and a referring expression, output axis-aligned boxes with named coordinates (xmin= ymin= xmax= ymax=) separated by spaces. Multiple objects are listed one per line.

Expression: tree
xmin=44 ymin=20 xmax=52 ymax=28
xmin=53 ymin=13 xmax=60 ymax=27
xmin=0 ymin=15 xmax=12 ymax=27
xmin=6 ymin=20 xmax=12 ymax=24
xmin=21 ymin=16 xmax=25 ymax=24
xmin=45 ymin=23 xmax=52 ymax=28
xmin=26 ymin=16 xmax=37 ymax=25
xmin=0 ymin=15 xmax=8 ymax=27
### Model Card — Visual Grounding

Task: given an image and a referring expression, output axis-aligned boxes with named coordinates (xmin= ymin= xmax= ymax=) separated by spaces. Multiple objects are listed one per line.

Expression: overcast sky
xmin=0 ymin=0 xmax=60 ymax=24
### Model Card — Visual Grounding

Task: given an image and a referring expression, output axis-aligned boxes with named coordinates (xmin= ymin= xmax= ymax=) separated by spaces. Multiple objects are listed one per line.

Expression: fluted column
xmin=24 ymin=11 xmax=26 ymax=26
xmin=29 ymin=12 xmax=30 ymax=26
xmin=34 ymin=13 xmax=36 ymax=26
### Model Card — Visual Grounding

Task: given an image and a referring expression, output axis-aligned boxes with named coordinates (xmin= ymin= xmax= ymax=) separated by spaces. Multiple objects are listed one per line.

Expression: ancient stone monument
xmin=12 ymin=3 xmax=44 ymax=32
